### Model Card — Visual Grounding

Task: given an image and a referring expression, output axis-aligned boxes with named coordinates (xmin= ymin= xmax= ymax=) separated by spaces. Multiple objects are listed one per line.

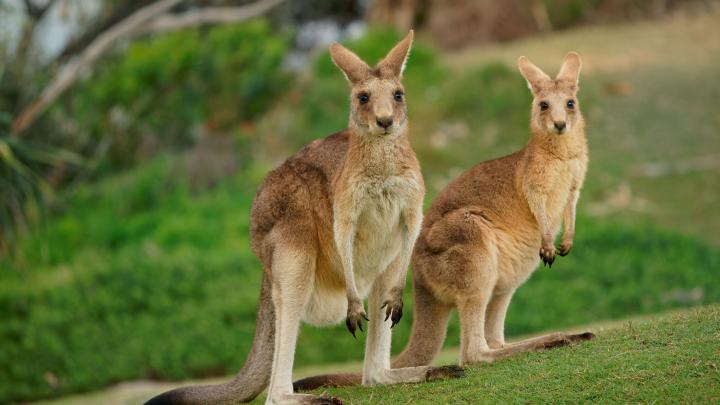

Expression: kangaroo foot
xmin=425 ymin=365 xmax=465 ymax=382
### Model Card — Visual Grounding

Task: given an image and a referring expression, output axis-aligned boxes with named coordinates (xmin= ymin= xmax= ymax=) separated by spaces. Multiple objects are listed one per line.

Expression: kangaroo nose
xmin=554 ymin=121 xmax=566 ymax=132
xmin=376 ymin=117 xmax=393 ymax=129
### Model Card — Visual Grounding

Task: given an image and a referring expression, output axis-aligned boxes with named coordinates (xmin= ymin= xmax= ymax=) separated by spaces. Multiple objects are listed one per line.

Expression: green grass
xmin=26 ymin=306 xmax=720 ymax=405
xmin=309 ymin=305 xmax=720 ymax=404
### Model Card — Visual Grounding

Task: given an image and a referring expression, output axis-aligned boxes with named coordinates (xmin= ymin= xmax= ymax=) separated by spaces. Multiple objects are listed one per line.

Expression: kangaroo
xmin=145 ymin=31 xmax=462 ymax=405
xmin=294 ymin=52 xmax=595 ymax=391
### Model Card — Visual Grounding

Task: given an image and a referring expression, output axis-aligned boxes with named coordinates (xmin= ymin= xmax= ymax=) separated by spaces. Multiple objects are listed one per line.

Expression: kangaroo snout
xmin=554 ymin=121 xmax=567 ymax=133
xmin=376 ymin=116 xmax=393 ymax=130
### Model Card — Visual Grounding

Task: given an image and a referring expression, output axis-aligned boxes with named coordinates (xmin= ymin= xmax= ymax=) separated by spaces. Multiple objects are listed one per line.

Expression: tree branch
xmin=140 ymin=0 xmax=286 ymax=34
xmin=57 ymin=0 xmax=157 ymax=62
xmin=11 ymin=0 xmax=287 ymax=136
xmin=11 ymin=0 xmax=184 ymax=136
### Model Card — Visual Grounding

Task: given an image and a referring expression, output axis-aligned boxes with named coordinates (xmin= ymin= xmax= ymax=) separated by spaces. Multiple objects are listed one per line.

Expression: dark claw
xmin=557 ymin=244 xmax=571 ymax=256
xmin=357 ymin=319 xmax=363 ymax=332
xmin=362 ymin=313 xmax=369 ymax=322
xmin=568 ymin=331 xmax=596 ymax=341
xmin=391 ymin=305 xmax=403 ymax=328
xmin=346 ymin=317 xmax=356 ymax=338
xmin=382 ymin=300 xmax=404 ymax=327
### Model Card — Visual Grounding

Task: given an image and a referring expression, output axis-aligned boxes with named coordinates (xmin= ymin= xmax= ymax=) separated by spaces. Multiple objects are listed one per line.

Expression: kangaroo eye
xmin=394 ymin=90 xmax=404 ymax=102
xmin=567 ymin=99 xmax=575 ymax=109
xmin=357 ymin=92 xmax=370 ymax=104
xmin=539 ymin=101 xmax=549 ymax=111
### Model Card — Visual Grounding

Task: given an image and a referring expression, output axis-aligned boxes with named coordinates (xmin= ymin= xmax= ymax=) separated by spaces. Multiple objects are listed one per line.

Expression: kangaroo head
xmin=329 ymin=30 xmax=414 ymax=138
xmin=518 ymin=52 xmax=582 ymax=136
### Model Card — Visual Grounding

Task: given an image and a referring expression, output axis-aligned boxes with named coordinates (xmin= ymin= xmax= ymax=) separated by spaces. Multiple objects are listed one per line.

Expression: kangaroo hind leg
xmin=265 ymin=245 xmax=341 ymax=405
xmin=362 ymin=266 xmax=463 ymax=387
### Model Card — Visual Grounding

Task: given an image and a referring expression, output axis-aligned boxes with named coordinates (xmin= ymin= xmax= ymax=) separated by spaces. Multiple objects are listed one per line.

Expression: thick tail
xmin=145 ymin=273 xmax=275 ymax=405
xmin=294 ymin=275 xmax=452 ymax=392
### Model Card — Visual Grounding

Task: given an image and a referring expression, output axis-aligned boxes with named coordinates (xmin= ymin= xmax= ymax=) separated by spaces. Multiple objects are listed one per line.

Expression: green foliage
xmin=314 ymin=305 xmax=720 ymax=404
xmin=0 ymin=113 xmax=82 ymax=253
xmin=542 ymin=0 xmax=602 ymax=29
xmin=64 ymin=20 xmax=289 ymax=168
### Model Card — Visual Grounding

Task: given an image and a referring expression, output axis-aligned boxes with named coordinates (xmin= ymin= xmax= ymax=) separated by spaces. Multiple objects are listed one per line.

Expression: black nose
xmin=554 ymin=121 xmax=566 ymax=132
xmin=376 ymin=117 xmax=393 ymax=129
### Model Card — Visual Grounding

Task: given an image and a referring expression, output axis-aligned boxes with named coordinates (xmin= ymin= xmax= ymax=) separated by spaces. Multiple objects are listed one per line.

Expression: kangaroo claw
xmin=382 ymin=298 xmax=404 ymax=327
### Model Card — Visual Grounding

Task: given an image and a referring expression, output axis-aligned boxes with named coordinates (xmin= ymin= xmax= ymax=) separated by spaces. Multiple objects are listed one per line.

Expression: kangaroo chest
xmin=538 ymin=156 xmax=585 ymax=232
xmin=352 ymin=176 xmax=414 ymax=277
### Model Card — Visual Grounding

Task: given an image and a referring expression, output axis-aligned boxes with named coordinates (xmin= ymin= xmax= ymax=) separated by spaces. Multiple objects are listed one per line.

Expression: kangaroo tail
xmin=145 ymin=272 xmax=275 ymax=405
xmin=294 ymin=273 xmax=452 ymax=392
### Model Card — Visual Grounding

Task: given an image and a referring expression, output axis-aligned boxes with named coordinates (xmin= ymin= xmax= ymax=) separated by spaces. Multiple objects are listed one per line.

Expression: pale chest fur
xmin=521 ymin=144 xmax=587 ymax=235
xmin=351 ymin=174 xmax=421 ymax=282
xmin=497 ymin=149 xmax=587 ymax=292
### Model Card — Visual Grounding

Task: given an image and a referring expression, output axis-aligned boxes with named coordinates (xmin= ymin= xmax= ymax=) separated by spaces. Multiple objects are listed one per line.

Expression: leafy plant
xmin=0 ymin=113 xmax=82 ymax=255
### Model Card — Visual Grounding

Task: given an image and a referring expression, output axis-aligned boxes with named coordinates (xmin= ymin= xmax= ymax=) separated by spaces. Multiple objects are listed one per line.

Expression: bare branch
xmin=58 ymin=0 xmax=157 ymax=61
xmin=140 ymin=0 xmax=286 ymax=34
xmin=11 ymin=0 xmax=184 ymax=135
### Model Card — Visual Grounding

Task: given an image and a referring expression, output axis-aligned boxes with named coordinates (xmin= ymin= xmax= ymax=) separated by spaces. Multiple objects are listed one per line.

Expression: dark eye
xmin=539 ymin=101 xmax=549 ymax=111
xmin=357 ymin=92 xmax=370 ymax=104
xmin=567 ymin=99 xmax=575 ymax=109
xmin=394 ymin=90 xmax=404 ymax=102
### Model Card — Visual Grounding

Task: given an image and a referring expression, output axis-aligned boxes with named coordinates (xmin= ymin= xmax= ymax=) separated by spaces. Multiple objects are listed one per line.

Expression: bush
xmin=61 ymin=20 xmax=289 ymax=170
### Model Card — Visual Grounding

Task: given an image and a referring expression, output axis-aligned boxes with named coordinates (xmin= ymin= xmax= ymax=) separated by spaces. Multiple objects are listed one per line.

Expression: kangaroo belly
xmin=303 ymin=288 xmax=347 ymax=326
xmin=303 ymin=191 xmax=405 ymax=326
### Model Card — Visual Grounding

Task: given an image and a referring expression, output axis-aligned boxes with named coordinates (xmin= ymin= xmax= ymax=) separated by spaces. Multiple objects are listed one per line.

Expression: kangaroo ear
xmin=518 ymin=56 xmax=551 ymax=94
xmin=378 ymin=30 xmax=414 ymax=78
xmin=556 ymin=51 xmax=582 ymax=87
xmin=329 ymin=42 xmax=372 ymax=85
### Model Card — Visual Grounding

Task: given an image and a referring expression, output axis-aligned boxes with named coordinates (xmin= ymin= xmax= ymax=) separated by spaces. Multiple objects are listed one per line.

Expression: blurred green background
xmin=1 ymin=0 xmax=719 ymax=403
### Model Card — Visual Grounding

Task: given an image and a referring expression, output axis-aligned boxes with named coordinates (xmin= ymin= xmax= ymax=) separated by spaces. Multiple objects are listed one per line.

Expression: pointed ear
xmin=377 ymin=30 xmax=414 ymax=78
xmin=556 ymin=51 xmax=582 ymax=87
xmin=329 ymin=42 xmax=371 ymax=85
xmin=518 ymin=56 xmax=551 ymax=94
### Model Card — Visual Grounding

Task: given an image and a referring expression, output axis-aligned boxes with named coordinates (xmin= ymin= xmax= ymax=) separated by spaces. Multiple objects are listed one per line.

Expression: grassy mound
xmin=312 ymin=305 xmax=720 ymax=404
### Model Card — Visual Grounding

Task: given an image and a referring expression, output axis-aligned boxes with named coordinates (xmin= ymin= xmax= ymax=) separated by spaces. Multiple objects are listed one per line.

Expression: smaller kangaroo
xmin=295 ymin=52 xmax=594 ymax=391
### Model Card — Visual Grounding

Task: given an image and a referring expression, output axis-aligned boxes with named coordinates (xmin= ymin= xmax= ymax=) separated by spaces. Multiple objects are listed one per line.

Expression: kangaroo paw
xmin=345 ymin=300 xmax=368 ymax=338
xmin=381 ymin=298 xmax=404 ymax=328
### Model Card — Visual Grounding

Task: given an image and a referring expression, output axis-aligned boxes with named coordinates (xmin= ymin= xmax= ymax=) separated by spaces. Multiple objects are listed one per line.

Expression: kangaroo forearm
xmin=392 ymin=208 xmax=422 ymax=291
xmin=334 ymin=217 xmax=360 ymax=301
xmin=563 ymin=189 xmax=580 ymax=241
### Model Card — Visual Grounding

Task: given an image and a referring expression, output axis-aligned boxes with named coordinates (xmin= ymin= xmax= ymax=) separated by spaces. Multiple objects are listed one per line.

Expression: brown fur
xmin=396 ymin=52 xmax=593 ymax=367
xmin=294 ymin=52 xmax=594 ymax=391
xmin=147 ymin=31 xmax=459 ymax=405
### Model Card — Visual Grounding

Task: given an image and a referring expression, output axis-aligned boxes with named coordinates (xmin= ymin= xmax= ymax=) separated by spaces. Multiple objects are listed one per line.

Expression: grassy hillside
xmin=30 ymin=305 xmax=720 ymax=405
xmin=3 ymin=12 xmax=720 ymax=404
xmin=307 ymin=305 xmax=720 ymax=404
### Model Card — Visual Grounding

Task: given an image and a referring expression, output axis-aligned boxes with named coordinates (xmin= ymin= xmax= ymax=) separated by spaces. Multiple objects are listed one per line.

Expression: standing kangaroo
xmin=295 ymin=52 xmax=594 ymax=391
xmin=146 ymin=31 xmax=461 ymax=405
